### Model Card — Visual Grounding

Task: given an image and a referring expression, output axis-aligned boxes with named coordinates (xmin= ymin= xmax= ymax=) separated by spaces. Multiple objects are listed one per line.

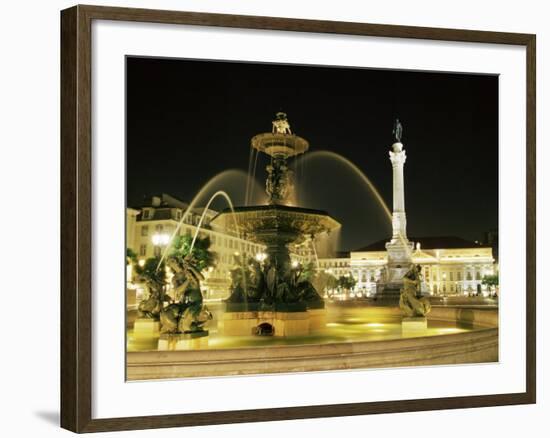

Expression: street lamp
xmin=255 ymin=252 xmax=267 ymax=262
xmin=152 ymin=233 xmax=170 ymax=246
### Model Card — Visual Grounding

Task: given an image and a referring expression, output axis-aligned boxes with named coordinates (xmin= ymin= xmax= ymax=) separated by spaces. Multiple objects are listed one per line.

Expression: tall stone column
xmin=384 ymin=141 xmax=413 ymax=287
xmin=390 ymin=142 xmax=407 ymax=241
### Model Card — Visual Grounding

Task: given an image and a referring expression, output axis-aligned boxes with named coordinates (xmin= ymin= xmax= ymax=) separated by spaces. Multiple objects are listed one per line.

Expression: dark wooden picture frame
xmin=61 ymin=4 xmax=536 ymax=433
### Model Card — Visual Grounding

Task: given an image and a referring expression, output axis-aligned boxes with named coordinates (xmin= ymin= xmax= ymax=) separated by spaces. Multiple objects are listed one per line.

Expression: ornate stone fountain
xmin=210 ymin=113 xmax=340 ymax=336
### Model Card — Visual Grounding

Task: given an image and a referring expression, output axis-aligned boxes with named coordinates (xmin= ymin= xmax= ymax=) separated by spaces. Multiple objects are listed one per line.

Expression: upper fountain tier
xmin=251 ymin=112 xmax=309 ymax=159
xmin=210 ymin=111 xmax=340 ymax=252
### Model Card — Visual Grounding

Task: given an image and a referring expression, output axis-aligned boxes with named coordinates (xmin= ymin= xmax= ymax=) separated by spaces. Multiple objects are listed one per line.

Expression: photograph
xmin=125 ymin=57 xmax=500 ymax=380
xmin=1 ymin=0 xmax=542 ymax=435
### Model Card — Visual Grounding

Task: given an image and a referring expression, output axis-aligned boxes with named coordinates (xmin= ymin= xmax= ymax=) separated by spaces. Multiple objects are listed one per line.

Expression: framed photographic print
xmin=60 ymin=4 xmax=536 ymax=433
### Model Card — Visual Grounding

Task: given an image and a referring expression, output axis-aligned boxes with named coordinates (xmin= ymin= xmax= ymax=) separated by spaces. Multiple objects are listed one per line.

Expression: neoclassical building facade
xmin=347 ymin=237 xmax=496 ymax=297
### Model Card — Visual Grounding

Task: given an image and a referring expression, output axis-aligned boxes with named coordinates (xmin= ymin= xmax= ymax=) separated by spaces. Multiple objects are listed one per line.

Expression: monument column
xmin=383 ymin=119 xmax=413 ymax=294
xmin=390 ymin=142 xmax=408 ymax=241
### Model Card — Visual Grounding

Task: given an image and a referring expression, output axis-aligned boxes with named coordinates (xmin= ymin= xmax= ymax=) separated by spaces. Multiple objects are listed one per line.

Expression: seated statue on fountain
xmin=135 ymin=259 xmax=166 ymax=320
xmin=226 ymin=255 xmax=265 ymax=303
xmin=160 ymin=254 xmax=212 ymax=334
xmin=399 ymin=264 xmax=431 ymax=317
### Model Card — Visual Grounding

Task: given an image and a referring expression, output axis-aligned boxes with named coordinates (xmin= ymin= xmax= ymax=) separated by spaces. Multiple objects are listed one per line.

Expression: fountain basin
xmin=211 ymin=204 xmax=341 ymax=246
xmin=127 ymin=305 xmax=498 ymax=380
xmin=127 ymin=328 xmax=497 ymax=380
xmin=251 ymin=132 xmax=309 ymax=158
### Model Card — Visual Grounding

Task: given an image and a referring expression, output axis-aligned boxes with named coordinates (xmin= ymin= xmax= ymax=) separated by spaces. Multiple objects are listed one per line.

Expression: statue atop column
xmin=392 ymin=118 xmax=403 ymax=143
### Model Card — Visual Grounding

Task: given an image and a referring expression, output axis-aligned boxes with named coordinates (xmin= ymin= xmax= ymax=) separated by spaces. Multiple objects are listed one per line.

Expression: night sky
xmin=126 ymin=57 xmax=498 ymax=251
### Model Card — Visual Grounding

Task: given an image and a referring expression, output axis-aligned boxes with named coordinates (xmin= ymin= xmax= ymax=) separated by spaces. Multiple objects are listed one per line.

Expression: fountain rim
xmin=211 ymin=204 xmax=341 ymax=224
xmin=251 ymin=132 xmax=309 ymax=158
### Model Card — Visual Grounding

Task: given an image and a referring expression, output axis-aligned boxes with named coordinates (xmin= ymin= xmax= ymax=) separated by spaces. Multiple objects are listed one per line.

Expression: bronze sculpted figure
xmin=227 ymin=255 xmax=323 ymax=309
xmin=399 ymin=264 xmax=431 ymax=317
xmin=159 ymin=254 xmax=212 ymax=334
xmin=266 ymin=157 xmax=293 ymax=204
xmin=392 ymin=118 xmax=403 ymax=143
xmin=135 ymin=258 xmax=166 ymax=320
xmin=226 ymin=255 xmax=266 ymax=303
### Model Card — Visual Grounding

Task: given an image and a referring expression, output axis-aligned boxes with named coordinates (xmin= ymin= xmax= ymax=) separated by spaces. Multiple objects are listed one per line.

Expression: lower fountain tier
xmin=211 ymin=205 xmax=340 ymax=309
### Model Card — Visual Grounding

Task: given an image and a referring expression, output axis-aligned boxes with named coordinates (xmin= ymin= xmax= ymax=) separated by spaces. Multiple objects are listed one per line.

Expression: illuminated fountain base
xmin=158 ymin=331 xmax=209 ymax=351
xmin=133 ymin=318 xmax=160 ymax=339
xmin=220 ymin=308 xmax=326 ymax=337
xmin=401 ymin=317 xmax=428 ymax=335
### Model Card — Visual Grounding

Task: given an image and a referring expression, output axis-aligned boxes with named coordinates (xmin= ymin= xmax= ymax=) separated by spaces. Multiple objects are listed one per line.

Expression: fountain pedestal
xmin=220 ymin=308 xmax=326 ymax=337
xmin=133 ymin=318 xmax=160 ymax=339
xmin=401 ymin=317 xmax=428 ymax=335
xmin=158 ymin=331 xmax=209 ymax=351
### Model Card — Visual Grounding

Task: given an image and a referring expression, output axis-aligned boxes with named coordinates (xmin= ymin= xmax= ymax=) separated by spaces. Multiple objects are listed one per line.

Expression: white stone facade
xmin=344 ymin=242 xmax=496 ymax=297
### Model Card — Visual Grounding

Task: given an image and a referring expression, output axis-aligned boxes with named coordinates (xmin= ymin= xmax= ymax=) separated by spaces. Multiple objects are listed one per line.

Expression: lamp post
xmin=152 ymin=233 xmax=170 ymax=257
xmin=255 ymin=252 xmax=267 ymax=263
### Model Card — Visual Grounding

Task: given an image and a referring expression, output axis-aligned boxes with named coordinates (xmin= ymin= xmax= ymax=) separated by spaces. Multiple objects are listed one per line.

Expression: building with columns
xmin=349 ymin=237 xmax=495 ymax=297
